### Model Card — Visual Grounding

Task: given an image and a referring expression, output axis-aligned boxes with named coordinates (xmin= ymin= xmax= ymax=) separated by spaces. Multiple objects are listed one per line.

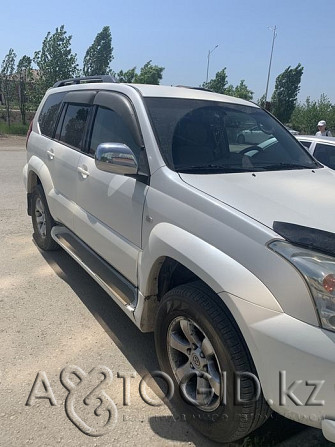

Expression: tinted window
xmin=145 ymin=97 xmax=318 ymax=173
xmin=89 ymin=106 xmax=140 ymax=158
xmin=38 ymin=92 xmax=66 ymax=137
xmin=59 ymin=104 xmax=91 ymax=149
xmin=314 ymin=143 xmax=335 ymax=169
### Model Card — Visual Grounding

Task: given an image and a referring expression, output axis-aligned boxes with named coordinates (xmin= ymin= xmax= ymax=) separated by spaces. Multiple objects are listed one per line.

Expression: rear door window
xmin=58 ymin=103 xmax=91 ymax=150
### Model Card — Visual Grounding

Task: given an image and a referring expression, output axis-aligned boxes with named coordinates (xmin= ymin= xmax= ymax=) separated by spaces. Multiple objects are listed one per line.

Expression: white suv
xmin=23 ymin=76 xmax=335 ymax=444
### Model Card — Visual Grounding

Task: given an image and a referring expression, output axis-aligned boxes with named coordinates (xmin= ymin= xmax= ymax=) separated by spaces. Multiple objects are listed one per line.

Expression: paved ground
xmin=0 ymin=135 xmax=333 ymax=446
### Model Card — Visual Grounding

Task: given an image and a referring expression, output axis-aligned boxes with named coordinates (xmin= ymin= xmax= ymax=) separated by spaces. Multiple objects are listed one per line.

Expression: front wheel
xmin=154 ymin=281 xmax=270 ymax=443
xmin=31 ymin=184 xmax=59 ymax=251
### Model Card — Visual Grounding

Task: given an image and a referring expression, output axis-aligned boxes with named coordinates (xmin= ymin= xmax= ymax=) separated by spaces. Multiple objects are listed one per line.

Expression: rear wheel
xmin=31 ymin=185 xmax=59 ymax=251
xmin=155 ymin=281 xmax=270 ymax=443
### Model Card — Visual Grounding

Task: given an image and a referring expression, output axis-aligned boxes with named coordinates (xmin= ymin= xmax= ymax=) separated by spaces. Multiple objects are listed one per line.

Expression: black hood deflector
xmin=273 ymin=221 xmax=335 ymax=257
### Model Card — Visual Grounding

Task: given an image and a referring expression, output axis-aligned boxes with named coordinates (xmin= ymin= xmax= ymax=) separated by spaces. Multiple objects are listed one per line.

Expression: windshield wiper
xmin=177 ymin=164 xmax=262 ymax=173
xmin=258 ymin=162 xmax=318 ymax=171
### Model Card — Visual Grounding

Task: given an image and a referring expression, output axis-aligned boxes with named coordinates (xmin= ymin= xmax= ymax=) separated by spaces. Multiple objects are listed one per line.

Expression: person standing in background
xmin=316 ymin=120 xmax=332 ymax=136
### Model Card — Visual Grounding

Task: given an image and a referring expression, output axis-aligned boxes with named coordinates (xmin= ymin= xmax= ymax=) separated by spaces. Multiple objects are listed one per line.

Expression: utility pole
xmin=206 ymin=45 xmax=219 ymax=84
xmin=264 ymin=25 xmax=277 ymax=108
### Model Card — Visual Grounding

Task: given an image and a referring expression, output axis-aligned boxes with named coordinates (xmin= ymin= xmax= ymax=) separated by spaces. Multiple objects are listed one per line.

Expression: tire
xmin=237 ymin=134 xmax=245 ymax=144
xmin=154 ymin=281 xmax=271 ymax=443
xmin=31 ymin=184 xmax=59 ymax=251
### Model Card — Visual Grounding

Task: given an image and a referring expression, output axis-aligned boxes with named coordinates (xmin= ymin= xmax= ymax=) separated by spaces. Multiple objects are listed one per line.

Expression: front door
xmin=74 ymin=92 xmax=148 ymax=285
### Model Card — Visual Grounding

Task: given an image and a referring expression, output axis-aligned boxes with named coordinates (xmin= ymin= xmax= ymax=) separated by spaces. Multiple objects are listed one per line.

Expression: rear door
xmin=41 ymin=90 xmax=94 ymax=229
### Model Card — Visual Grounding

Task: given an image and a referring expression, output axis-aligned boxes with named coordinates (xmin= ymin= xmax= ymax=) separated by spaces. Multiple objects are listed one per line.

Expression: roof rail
xmin=53 ymin=75 xmax=116 ymax=88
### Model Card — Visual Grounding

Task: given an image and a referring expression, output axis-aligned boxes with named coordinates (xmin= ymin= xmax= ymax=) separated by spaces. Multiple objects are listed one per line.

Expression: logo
xmin=60 ymin=365 xmax=117 ymax=437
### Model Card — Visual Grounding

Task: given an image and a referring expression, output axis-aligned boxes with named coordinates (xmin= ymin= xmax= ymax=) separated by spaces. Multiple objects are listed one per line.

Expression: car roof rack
xmin=53 ymin=75 xmax=116 ymax=88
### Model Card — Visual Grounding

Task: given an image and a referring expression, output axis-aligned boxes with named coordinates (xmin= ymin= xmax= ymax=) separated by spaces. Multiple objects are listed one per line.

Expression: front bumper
xmin=221 ymin=293 xmax=335 ymax=443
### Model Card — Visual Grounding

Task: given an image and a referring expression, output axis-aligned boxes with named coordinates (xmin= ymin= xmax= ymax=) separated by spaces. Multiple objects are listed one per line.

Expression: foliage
xmin=202 ymin=68 xmax=228 ymax=93
xmin=17 ymin=55 xmax=33 ymax=125
xmin=83 ymin=26 xmax=113 ymax=76
xmin=203 ymin=69 xmax=253 ymax=100
xmin=0 ymin=48 xmax=16 ymax=126
xmin=33 ymin=25 xmax=78 ymax=102
xmin=135 ymin=60 xmax=164 ymax=84
xmin=117 ymin=67 xmax=137 ymax=83
xmin=117 ymin=60 xmax=164 ymax=84
xmin=291 ymin=94 xmax=335 ymax=134
xmin=228 ymin=80 xmax=253 ymax=101
xmin=0 ymin=121 xmax=29 ymax=135
xmin=257 ymin=94 xmax=266 ymax=108
xmin=271 ymin=64 xmax=304 ymax=123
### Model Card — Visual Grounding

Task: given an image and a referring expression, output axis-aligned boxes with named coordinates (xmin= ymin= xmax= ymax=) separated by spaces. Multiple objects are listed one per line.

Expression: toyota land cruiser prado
xmin=23 ymin=76 xmax=335 ymax=443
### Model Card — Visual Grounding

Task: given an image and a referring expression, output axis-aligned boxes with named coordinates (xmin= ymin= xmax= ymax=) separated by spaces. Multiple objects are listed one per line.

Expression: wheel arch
xmin=26 ymin=156 xmax=54 ymax=195
xmin=26 ymin=157 xmax=56 ymax=218
xmin=27 ymin=168 xmax=41 ymax=194
xmin=135 ymin=223 xmax=282 ymax=332
xmin=139 ymin=223 xmax=281 ymax=308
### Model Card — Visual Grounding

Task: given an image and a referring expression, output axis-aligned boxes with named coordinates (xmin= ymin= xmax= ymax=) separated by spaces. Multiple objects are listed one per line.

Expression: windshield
xmin=144 ymin=97 xmax=319 ymax=173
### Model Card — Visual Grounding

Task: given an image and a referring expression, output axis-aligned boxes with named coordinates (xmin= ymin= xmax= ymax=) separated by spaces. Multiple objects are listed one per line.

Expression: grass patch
xmin=0 ymin=122 xmax=29 ymax=136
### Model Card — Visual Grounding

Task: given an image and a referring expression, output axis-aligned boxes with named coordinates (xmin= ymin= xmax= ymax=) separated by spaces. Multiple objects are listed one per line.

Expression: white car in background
xmin=236 ymin=125 xmax=269 ymax=144
xmin=297 ymin=135 xmax=335 ymax=170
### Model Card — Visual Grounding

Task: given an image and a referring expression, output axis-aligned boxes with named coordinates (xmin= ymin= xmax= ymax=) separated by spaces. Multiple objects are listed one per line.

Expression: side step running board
xmin=51 ymin=226 xmax=137 ymax=310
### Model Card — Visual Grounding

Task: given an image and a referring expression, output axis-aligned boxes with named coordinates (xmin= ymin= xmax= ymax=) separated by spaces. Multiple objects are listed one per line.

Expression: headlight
xmin=269 ymin=240 xmax=335 ymax=332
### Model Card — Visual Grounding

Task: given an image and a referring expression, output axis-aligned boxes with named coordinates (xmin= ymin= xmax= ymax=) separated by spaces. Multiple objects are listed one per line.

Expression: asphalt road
xmin=0 ymin=136 xmax=333 ymax=447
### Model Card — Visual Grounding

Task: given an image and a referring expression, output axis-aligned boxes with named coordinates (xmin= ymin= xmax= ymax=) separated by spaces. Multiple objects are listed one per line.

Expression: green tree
xmin=232 ymin=80 xmax=253 ymax=101
xmin=291 ymin=94 xmax=335 ymax=135
xmin=202 ymin=68 xmax=228 ymax=93
xmin=203 ymin=69 xmax=253 ymax=100
xmin=33 ymin=25 xmax=78 ymax=100
xmin=134 ymin=60 xmax=164 ymax=84
xmin=0 ymin=48 xmax=17 ymax=126
xmin=117 ymin=61 xmax=164 ymax=84
xmin=225 ymin=80 xmax=253 ymax=100
xmin=271 ymin=63 xmax=304 ymax=123
xmin=17 ymin=55 xmax=32 ymax=125
xmin=257 ymin=94 xmax=266 ymax=108
xmin=83 ymin=26 xmax=113 ymax=76
xmin=117 ymin=67 xmax=136 ymax=83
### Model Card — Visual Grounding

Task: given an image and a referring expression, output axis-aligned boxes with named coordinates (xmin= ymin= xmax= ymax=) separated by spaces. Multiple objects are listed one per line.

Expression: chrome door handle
xmin=77 ymin=166 xmax=90 ymax=178
xmin=47 ymin=149 xmax=55 ymax=160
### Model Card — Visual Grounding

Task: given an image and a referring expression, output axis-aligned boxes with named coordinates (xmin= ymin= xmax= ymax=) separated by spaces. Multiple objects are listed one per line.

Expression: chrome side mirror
xmin=95 ymin=143 xmax=138 ymax=175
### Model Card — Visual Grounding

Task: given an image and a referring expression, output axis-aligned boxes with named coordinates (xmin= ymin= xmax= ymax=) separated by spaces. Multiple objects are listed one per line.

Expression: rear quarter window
xmin=38 ymin=92 xmax=66 ymax=137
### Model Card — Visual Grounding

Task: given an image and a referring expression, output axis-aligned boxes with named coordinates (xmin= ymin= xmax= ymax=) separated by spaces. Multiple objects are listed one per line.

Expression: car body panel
xmin=179 ymin=167 xmax=335 ymax=234
xmin=73 ymin=152 xmax=148 ymax=284
xmin=139 ymin=166 xmax=319 ymax=326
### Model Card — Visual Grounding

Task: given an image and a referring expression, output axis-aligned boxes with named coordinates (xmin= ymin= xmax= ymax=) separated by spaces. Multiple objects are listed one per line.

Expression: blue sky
xmin=1 ymin=0 xmax=334 ymax=103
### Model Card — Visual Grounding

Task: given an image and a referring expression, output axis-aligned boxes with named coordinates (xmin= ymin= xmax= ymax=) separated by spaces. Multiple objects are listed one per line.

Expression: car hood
xmin=179 ymin=168 xmax=335 ymax=233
